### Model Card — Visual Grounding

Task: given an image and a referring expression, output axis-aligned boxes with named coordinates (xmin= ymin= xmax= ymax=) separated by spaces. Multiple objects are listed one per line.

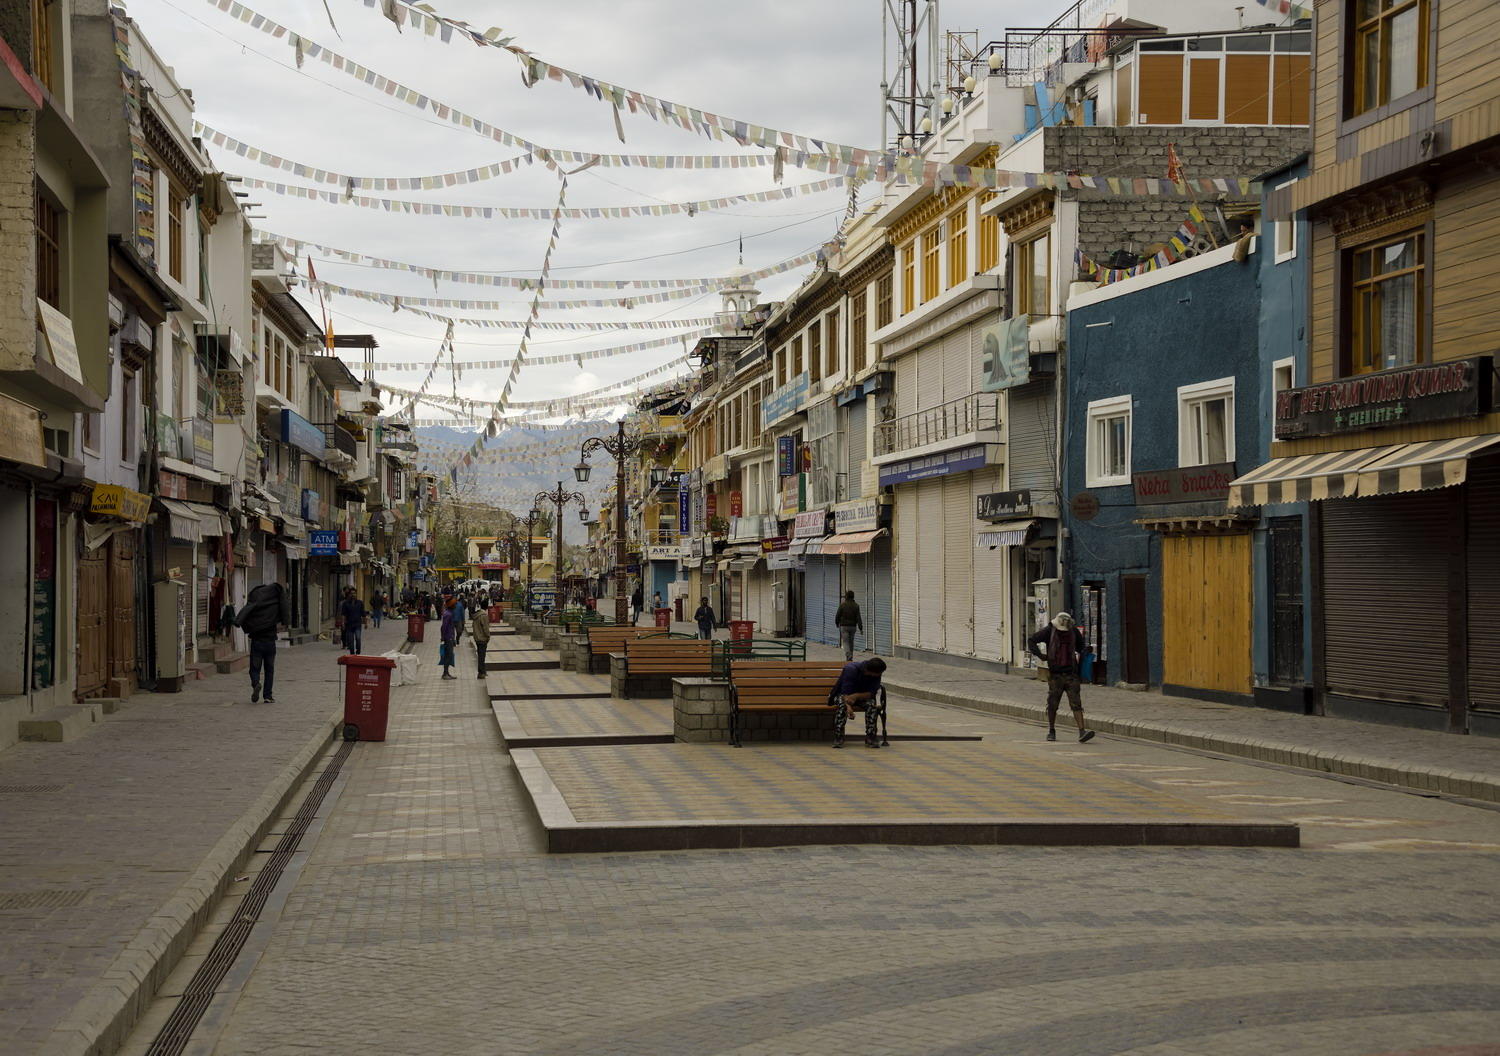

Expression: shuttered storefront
xmin=971 ymin=468 xmax=1007 ymax=660
xmin=868 ymin=537 xmax=894 ymax=654
xmin=1467 ymin=458 xmax=1500 ymax=713
xmin=1007 ymin=379 xmax=1056 ymax=493
xmin=1322 ymin=490 xmax=1450 ymax=710
xmin=942 ymin=475 xmax=974 ymax=655
xmin=915 ymin=479 xmax=945 ymax=652
xmin=803 ymin=556 xmax=839 ymax=645
xmin=895 ymin=487 xmax=920 ymax=649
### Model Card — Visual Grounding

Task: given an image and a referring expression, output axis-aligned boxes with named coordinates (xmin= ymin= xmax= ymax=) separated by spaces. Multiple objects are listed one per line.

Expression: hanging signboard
xmin=776 ymin=436 xmax=797 ymax=477
xmin=678 ymin=487 xmax=690 ymax=533
xmin=280 ymin=408 xmax=327 ymax=457
xmin=1274 ymin=356 xmax=1492 ymax=439
xmin=729 ymin=490 xmax=743 ymax=517
xmin=977 ymin=489 xmax=1033 ymax=521
xmin=1131 ymin=464 xmax=1234 ymax=504
xmin=36 ymin=300 xmax=84 ymax=385
xmin=762 ymin=372 xmax=810 ymax=429
xmin=90 ymin=484 xmax=151 ymax=522
xmin=0 ymin=393 xmax=46 ymax=468
xmin=979 ymin=316 xmax=1031 ymax=392
xmin=793 ymin=510 xmax=826 ymax=538
xmin=309 ymin=529 xmax=341 ymax=556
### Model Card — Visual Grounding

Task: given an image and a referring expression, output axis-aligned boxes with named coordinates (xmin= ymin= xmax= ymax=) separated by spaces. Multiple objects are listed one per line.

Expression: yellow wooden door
xmin=1161 ymin=533 xmax=1252 ymax=695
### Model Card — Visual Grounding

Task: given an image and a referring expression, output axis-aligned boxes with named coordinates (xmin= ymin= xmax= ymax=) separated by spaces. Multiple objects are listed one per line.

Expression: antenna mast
xmin=880 ymin=0 xmax=940 ymax=149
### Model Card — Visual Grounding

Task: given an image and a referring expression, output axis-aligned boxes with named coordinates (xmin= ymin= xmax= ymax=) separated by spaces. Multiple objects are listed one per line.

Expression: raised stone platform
xmin=486 ymin=669 xmax=613 ymax=701
xmin=512 ymin=741 xmax=1301 ymax=853
xmin=492 ymin=698 xmax=674 ymax=748
xmin=484 ymin=650 xmax=561 ymax=672
xmin=671 ymin=678 xmax=983 ymax=744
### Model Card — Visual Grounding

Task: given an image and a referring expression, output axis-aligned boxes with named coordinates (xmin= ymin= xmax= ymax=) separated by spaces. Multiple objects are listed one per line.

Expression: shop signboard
xmin=90 ymin=484 xmax=151 ymax=522
xmin=309 ymin=529 xmax=340 ymax=556
xmin=36 ymin=300 xmax=84 ymax=384
xmin=192 ymin=416 xmax=213 ymax=469
xmin=407 ymin=529 xmax=421 ymax=550
xmin=793 ymin=510 xmax=826 ymax=539
xmin=215 ymin=368 xmax=245 ymax=418
xmin=776 ymin=436 xmax=796 ymax=477
xmin=878 ymin=445 xmax=991 ymax=487
xmin=979 ymin=316 xmax=1031 ymax=392
xmin=706 ymin=493 xmax=717 ymax=519
xmin=1131 ymin=464 xmax=1234 ymax=504
xmin=678 ymin=487 xmax=690 ymax=533
xmin=729 ymin=491 xmax=743 ymax=517
xmin=761 ymin=536 xmax=791 ymax=552
xmin=762 ymin=372 xmax=811 ymax=429
xmin=280 ymin=408 xmax=327 ymax=457
xmin=834 ymin=498 xmax=880 ymax=533
xmin=159 ymin=470 xmax=188 ymax=500
xmin=1274 ymin=356 xmax=1492 ymax=439
xmin=301 ymin=488 xmax=320 ymax=521
xmin=0 ymin=393 xmax=46 ymax=468
xmin=977 ymin=489 xmax=1033 ymax=521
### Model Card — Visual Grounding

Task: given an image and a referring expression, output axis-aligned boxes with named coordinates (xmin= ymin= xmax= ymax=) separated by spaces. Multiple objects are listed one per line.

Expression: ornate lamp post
xmin=575 ymin=419 xmax=642 ymax=624
xmin=534 ymin=480 xmax=588 ymax=604
xmin=511 ymin=508 xmax=545 ymax=599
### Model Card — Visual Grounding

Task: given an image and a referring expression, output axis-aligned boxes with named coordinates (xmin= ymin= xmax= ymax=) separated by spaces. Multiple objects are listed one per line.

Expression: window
xmin=823 ymin=312 xmax=838 ymax=377
xmin=31 ymin=0 xmax=55 ymax=94
xmin=946 ymin=208 xmax=968 ymax=289
xmin=82 ymin=409 xmax=99 ymax=453
xmin=851 ymin=287 xmax=868 ymax=376
xmin=1015 ymin=231 xmax=1051 ymax=318
xmin=900 ymin=245 xmax=915 ymax=314
xmin=876 ymin=272 xmax=893 ymax=329
xmin=977 ymin=210 xmax=1000 ymax=273
xmin=1178 ymin=378 xmax=1235 ymax=467
xmin=1348 ymin=229 xmax=1425 ymax=374
xmin=1273 ymin=179 xmax=1298 ymax=263
xmin=121 ymin=369 xmax=137 ymax=461
xmin=808 ymin=322 xmax=821 ymax=383
xmin=1087 ymin=397 xmax=1132 ymax=487
xmin=920 ymin=227 xmax=941 ymax=303
xmin=34 ymin=184 xmax=61 ymax=308
xmin=792 ymin=334 xmax=804 ymax=379
xmin=167 ymin=184 xmax=186 ymax=283
xmin=1351 ymin=0 xmax=1429 ymax=115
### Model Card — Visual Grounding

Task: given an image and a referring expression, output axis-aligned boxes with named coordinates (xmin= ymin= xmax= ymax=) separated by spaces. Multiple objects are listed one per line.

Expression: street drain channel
xmin=144 ymin=739 xmax=355 ymax=1056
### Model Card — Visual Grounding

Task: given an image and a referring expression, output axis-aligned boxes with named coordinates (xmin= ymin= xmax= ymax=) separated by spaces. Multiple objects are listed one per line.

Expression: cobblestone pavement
xmin=0 ymin=621 xmax=405 ymax=1056
xmin=113 ymin=632 xmax=1500 ymax=1056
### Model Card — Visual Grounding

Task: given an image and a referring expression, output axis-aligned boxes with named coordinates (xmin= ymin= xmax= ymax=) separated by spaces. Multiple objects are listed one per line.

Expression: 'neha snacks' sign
xmin=1275 ymin=357 xmax=1491 ymax=439
xmin=1132 ymin=464 xmax=1234 ymax=504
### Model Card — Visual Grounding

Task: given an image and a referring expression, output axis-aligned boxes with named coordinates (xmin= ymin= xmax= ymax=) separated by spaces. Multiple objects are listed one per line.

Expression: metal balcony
xmin=874 ymin=393 xmax=1001 ymax=457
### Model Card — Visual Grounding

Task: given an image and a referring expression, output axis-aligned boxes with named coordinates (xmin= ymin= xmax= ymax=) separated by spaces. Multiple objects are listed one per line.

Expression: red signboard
xmin=158 ymin=470 xmax=187 ymax=500
xmin=706 ymin=493 xmax=718 ymax=518
xmin=729 ymin=490 xmax=743 ymax=517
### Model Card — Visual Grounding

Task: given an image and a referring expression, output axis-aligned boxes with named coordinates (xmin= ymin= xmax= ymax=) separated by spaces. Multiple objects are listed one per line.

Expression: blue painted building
xmin=1063 ymin=238 xmax=1266 ymax=702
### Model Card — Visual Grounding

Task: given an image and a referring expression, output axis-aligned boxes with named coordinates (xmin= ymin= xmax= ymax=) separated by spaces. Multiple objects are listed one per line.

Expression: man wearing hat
xmin=1027 ymin=612 xmax=1096 ymax=743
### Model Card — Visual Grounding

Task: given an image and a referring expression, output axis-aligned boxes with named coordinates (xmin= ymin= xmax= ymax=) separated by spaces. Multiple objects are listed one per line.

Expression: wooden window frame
xmin=851 ymin=287 xmax=868 ymax=376
xmin=807 ymin=322 xmax=821 ymax=383
xmin=1176 ymin=377 xmax=1236 ymax=467
xmin=31 ymin=0 xmax=56 ymax=94
xmin=1086 ymin=395 xmax=1133 ymax=488
xmin=34 ymin=182 xmax=62 ymax=309
xmin=920 ymin=226 xmax=941 ymax=304
xmin=1342 ymin=226 xmax=1429 ymax=376
xmin=167 ymin=182 xmax=186 ymax=283
xmin=876 ymin=272 xmax=893 ymax=329
xmin=1349 ymin=0 xmax=1431 ymax=117
xmin=1340 ymin=0 xmax=1436 ymax=130
xmin=946 ymin=208 xmax=969 ymax=289
xmin=1014 ymin=229 xmax=1052 ymax=319
xmin=900 ymin=245 xmax=915 ymax=315
xmin=823 ymin=311 xmax=838 ymax=378
xmin=977 ymin=211 xmax=1000 ymax=273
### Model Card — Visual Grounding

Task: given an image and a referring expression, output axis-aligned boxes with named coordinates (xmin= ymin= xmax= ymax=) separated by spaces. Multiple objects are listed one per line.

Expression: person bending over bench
xmin=833 ymin=656 xmax=888 ymax=749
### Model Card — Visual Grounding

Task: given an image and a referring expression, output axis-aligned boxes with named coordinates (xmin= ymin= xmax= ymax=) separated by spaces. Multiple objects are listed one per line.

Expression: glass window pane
xmin=1380 ymin=238 xmax=1416 ymax=272
xmin=1361 ymin=29 xmax=1381 ymax=108
xmin=1203 ymin=399 xmax=1228 ymax=464
xmin=1029 ymin=234 xmax=1049 ymax=316
xmin=1376 ymin=272 xmax=1419 ymax=368
xmin=1388 ymin=7 xmax=1419 ymax=99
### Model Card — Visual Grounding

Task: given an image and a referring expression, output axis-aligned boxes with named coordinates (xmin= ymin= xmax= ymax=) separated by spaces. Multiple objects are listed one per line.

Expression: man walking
xmin=834 ymin=590 xmax=864 ymax=661
xmin=471 ymin=603 xmax=491 ymax=677
xmin=831 ymin=656 xmax=888 ymax=749
xmin=693 ymin=596 xmax=716 ymax=640
xmin=338 ymin=587 xmax=367 ymax=655
xmin=631 ymin=584 xmax=644 ymax=625
xmin=1028 ymin=612 xmax=1096 ymax=743
xmin=370 ymin=589 xmax=386 ymax=628
xmin=236 ymin=580 xmax=289 ymax=704
xmin=439 ymin=595 xmax=458 ymax=679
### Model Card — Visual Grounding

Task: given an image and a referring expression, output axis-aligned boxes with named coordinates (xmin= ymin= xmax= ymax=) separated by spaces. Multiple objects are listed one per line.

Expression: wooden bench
xmin=623 ymin=638 xmax=716 ymax=677
xmin=584 ymin=625 xmax=664 ymax=673
xmin=728 ymin=661 xmax=889 ymax=748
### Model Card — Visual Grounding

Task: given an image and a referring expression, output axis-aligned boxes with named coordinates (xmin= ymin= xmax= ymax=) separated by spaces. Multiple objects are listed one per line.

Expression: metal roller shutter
xmin=895 ymin=353 xmax=918 ymax=418
xmin=869 ymin=536 xmax=895 ymax=654
xmin=943 ymin=326 xmax=974 ymax=404
xmin=1006 ymin=379 xmax=1056 ymax=494
xmin=846 ymin=401 xmax=867 ymax=488
xmin=915 ymin=348 xmax=944 ymax=413
xmin=895 ymin=489 xmax=919 ymax=648
xmin=972 ymin=468 xmax=1007 ymax=660
xmin=943 ymin=474 xmax=974 ymax=655
xmin=1468 ymin=458 xmax=1500 ymax=712
xmin=1322 ymin=491 xmax=1450 ymax=709
xmin=805 ymin=556 xmax=840 ymax=645
xmin=917 ymin=479 xmax=945 ymax=652
xmin=845 ymin=551 xmax=868 ymax=652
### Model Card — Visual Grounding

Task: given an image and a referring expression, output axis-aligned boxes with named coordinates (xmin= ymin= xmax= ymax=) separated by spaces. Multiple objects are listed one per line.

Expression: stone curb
xmin=37 ymin=707 xmax=342 ymax=1056
xmin=887 ymin=678 xmax=1500 ymax=806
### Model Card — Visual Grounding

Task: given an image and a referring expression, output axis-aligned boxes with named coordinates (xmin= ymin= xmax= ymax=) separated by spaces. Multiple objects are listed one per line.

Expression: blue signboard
xmin=777 ymin=436 xmax=797 ymax=477
xmin=280 ymin=409 xmax=326 ymax=457
xmin=301 ymin=488 xmax=320 ymax=521
xmin=878 ymin=445 xmax=991 ymax=487
xmin=762 ymin=372 xmax=810 ymax=429
xmin=678 ymin=487 xmax=690 ymax=533
xmin=309 ymin=529 xmax=340 ymax=556
xmin=407 ymin=529 xmax=421 ymax=550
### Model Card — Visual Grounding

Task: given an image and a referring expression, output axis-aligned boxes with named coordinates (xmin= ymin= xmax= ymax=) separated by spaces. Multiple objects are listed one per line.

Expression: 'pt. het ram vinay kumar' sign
xmin=1275 ymin=356 xmax=1491 ymax=439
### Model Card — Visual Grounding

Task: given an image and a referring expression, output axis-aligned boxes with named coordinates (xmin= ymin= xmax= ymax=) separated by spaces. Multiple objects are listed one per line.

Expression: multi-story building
xmin=1229 ymin=0 xmax=1500 ymax=734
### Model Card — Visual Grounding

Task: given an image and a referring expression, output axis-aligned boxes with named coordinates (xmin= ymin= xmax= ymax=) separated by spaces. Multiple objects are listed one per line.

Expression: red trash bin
xmin=407 ymin=613 xmax=425 ymax=642
xmin=488 ymin=604 xmax=504 ymax=622
xmin=728 ymin=619 xmax=756 ymax=655
xmin=338 ymin=654 xmax=396 ymax=741
xmin=654 ymin=607 xmax=672 ymax=629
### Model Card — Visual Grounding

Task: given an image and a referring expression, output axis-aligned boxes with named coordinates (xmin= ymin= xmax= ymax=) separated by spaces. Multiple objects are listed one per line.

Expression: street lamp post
xmin=575 ymin=419 xmax=641 ymax=625
xmin=511 ymin=508 xmax=544 ymax=603
xmin=533 ymin=481 xmax=587 ymax=606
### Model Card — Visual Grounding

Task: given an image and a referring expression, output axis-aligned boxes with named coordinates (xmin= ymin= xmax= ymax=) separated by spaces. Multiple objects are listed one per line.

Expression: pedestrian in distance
xmin=832 ymin=655 xmax=888 ymax=749
xmin=235 ymin=580 xmax=289 ymax=704
xmin=452 ymin=590 xmax=466 ymax=643
xmin=652 ymin=589 xmax=662 ymax=613
xmin=370 ymin=590 xmax=385 ymax=628
xmin=338 ymin=587 xmax=367 ymax=655
xmin=439 ymin=596 xmax=458 ymax=679
xmin=471 ymin=604 xmax=491 ymax=677
xmin=834 ymin=590 xmax=864 ymax=661
xmin=694 ymin=597 xmax=716 ymax=640
xmin=1028 ymin=612 xmax=1096 ymax=743
xmin=631 ymin=584 xmax=644 ymax=625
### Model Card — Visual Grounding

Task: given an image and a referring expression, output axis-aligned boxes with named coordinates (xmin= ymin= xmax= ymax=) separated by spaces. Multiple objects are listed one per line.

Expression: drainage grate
xmin=0 ymin=890 xmax=89 ymax=910
xmin=435 ymin=712 xmax=493 ymax=719
xmin=0 ymin=784 xmax=65 ymax=793
xmin=145 ymin=740 xmax=355 ymax=1056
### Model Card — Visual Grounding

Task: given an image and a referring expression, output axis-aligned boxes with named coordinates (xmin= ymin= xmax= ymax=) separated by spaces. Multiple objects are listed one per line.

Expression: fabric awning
xmin=184 ymin=502 xmax=229 ymax=536
xmin=339 ymin=551 xmax=361 ymax=565
xmin=281 ymin=542 xmax=308 ymax=560
xmin=278 ymin=514 xmax=307 ymax=539
xmin=728 ymin=555 xmax=763 ymax=571
xmin=787 ymin=537 xmax=822 ymax=556
xmin=1229 ymin=436 xmax=1500 ymax=508
xmin=976 ymin=520 xmax=1035 ymax=549
xmin=820 ymin=528 xmax=888 ymax=555
xmin=158 ymin=499 xmax=203 ymax=543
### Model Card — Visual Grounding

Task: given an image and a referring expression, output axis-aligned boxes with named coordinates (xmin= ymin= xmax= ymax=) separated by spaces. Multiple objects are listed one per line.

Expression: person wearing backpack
xmin=1027 ymin=612 xmax=1096 ymax=744
xmin=235 ymin=581 xmax=290 ymax=703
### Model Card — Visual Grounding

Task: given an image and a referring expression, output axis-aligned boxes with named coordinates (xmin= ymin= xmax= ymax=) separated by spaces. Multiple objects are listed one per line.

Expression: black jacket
xmin=237 ymin=584 xmax=289 ymax=641
xmin=1027 ymin=625 xmax=1087 ymax=675
xmin=694 ymin=604 xmax=715 ymax=625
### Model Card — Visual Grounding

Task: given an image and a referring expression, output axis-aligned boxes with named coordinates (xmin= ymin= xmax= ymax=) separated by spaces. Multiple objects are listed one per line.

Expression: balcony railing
xmin=874 ymin=393 xmax=1001 ymax=457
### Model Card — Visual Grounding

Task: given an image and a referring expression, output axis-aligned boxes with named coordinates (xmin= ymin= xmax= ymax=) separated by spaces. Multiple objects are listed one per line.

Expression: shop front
xmin=79 ymin=484 xmax=151 ymax=699
xmin=822 ymin=497 xmax=892 ymax=654
xmin=791 ymin=509 xmax=838 ymax=646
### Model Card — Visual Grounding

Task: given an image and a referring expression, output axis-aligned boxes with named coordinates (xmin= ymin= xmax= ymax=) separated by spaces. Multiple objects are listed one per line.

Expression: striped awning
xmin=1229 ymin=435 xmax=1500 ymax=508
xmin=820 ymin=528 xmax=888 ymax=555
xmin=158 ymin=499 xmax=203 ymax=543
xmin=976 ymin=520 xmax=1034 ymax=549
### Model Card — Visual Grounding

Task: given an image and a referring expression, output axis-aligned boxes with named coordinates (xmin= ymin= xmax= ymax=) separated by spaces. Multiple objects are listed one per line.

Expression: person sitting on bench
xmin=832 ymin=656 xmax=887 ymax=749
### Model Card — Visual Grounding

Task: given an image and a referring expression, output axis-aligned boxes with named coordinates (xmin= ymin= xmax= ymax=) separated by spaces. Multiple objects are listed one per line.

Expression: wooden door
xmin=1162 ymin=533 xmax=1252 ymax=695
xmin=1121 ymin=574 xmax=1149 ymax=685
xmin=76 ymin=544 xmax=109 ymax=699
xmin=109 ymin=533 xmax=137 ymax=689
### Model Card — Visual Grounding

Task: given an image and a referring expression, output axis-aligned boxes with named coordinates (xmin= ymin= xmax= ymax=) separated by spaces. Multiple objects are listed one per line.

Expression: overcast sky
xmin=125 ymin=0 xmax=1039 ymax=420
